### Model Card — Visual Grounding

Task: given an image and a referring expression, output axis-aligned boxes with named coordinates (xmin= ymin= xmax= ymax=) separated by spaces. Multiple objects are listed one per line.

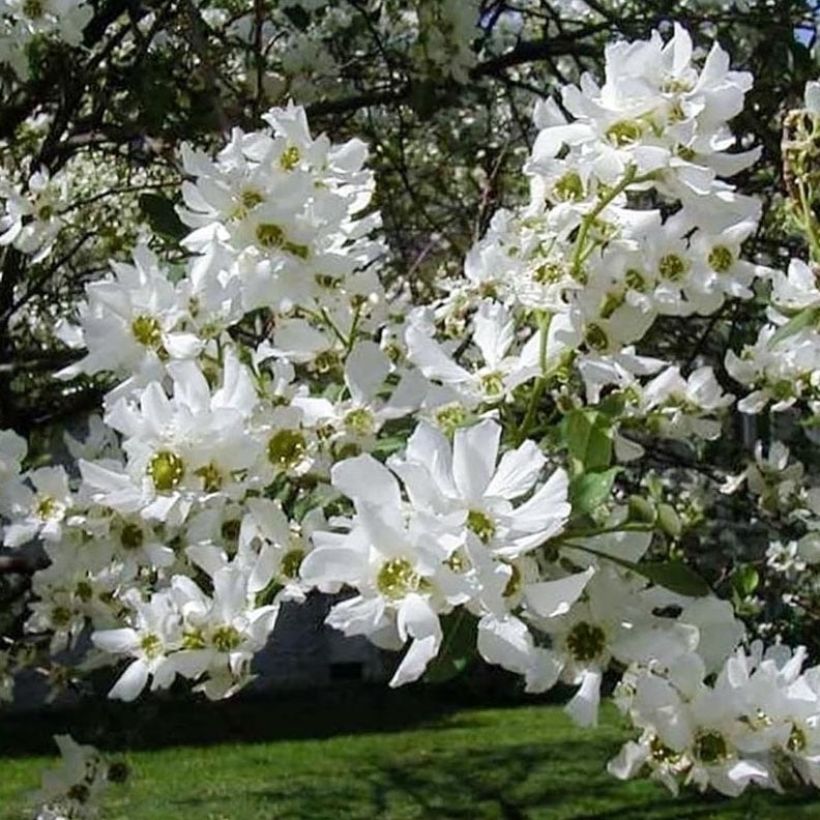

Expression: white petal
xmin=565 ymin=669 xmax=602 ymax=727
xmin=485 ymin=440 xmax=545 ymax=500
xmin=92 ymin=628 xmax=138 ymax=654
xmin=331 ymin=454 xmax=401 ymax=509
xmin=345 ymin=341 xmax=390 ymax=404
xmin=509 ymin=468 xmax=570 ymax=533
xmin=390 ymin=635 xmax=440 ymax=688
xmin=524 ymin=568 xmax=594 ymax=619
xmin=476 ymin=614 xmax=534 ymax=676
xmin=108 ymin=659 xmax=150 ymax=702
xmin=452 ymin=419 xmax=500 ymax=501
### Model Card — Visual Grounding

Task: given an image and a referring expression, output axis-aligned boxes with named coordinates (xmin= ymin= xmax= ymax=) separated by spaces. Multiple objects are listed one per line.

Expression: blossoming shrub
xmin=2 ymin=7 xmax=820 ymax=814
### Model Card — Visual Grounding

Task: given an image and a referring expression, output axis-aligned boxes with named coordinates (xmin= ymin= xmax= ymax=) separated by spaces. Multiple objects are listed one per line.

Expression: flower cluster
xmin=303 ymin=418 xmax=573 ymax=688
xmin=611 ymin=643 xmax=820 ymax=796
xmin=1 ymin=24 xmax=819 ymax=803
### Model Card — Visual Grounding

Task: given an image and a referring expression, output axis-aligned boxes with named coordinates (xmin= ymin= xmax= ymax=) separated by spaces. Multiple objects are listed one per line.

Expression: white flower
xmin=91 ymin=590 xmax=182 ymax=702
xmin=406 ymin=301 xmax=541 ymax=407
xmin=58 ymin=244 xmax=202 ymax=393
xmin=3 ymin=466 xmax=72 ymax=547
xmin=0 ymin=167 xmax=68 ymax=262
xmin=302 ymin=453 xmax=453 ymax=687
xmin=389 ymin=418 xmax=570 ymax=558
xmin=34 ymin=734 xmax=109 ymax=819
xmin=770 ymin=259 xmax=820 ymax=312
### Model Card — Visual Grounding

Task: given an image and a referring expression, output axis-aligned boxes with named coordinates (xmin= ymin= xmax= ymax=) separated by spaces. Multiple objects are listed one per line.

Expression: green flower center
xmin=280 ymin=145 xmax=301 ymax=170
xmin=606 ymin=120 xmax=643 ymax=146
xmin=584 ymin=323 xmax=609 ymax=352
xmin=52 ymin=606 xmax=73 ymax=627
xmin=315 ymin=273 xmax=339 ymax=289
xmin=553 ymin=171 xmax=584 ymax=202
xmin=693 ymin=730 xmax=729 ymax=764
xmin=256 ymin=223 xmax=285 ymax=248
xmin=120 ymin=523 xmax=144 ymax=550
xmin=708 ymin=245 xmax=734 ymax=273
xmin=649 ymin=735 xmax=680 ymax=763
xmin=533 ymin=261 xmax=564 ymax=285
xmin=566 ymin=621 xmax=606 ymax=662
xmin=131 ymin=314 xmax=162 ymax=348
xmin=624 ymin=268 xmax=647 ymax=292
xmin=676 ymin=144 xmax=696 ymax=161
xmin=195 ymin=462 xmax=222 ymax=493
xmin=76 ymin=581 xmax=93 ymax=603
xmin=182 ymin=629 xmax=206 ymax=650
xmin=140 ymin=633 xmax=162 ymax=659
xmin=280 ymin=548 xmax=304 ymax=579
xmin=658 ymin=253 xmax=687 ymax=282
xmin=467 ymin=509 xmax=496 ymax=544
xmin=769 ymin=379 xmax=794 ymax=402
xmin=344 ymin=408 xmax=375 ymax=437
xmin=35 ymin=495 xmax=59 ymax=521
xmin=788 ymin=724 xmax=807 ymax=753
xmin=376 ymin=558 xmax=420 ymax=600
xmin=241 ymin=189 xmax=265 ymax=209
xmin=662 ymin=77 xmax=693 ymax=94
xmin=285 ymin=240 xmax=309 ymax=258
xmin=480 ymin=371 xmax=505 ymax=397
xmin=267 ymin=430 xmax=307 ymax=470
xmin=434 ymin=404 xmax=467 ymax=436
xmin=445 ymin=549 xmax=470 ymax=573
xmin=22 ymin=0 xmax=43 ymax=18
xmin=211 ymin=625 xmax=243 ymax=652
xmin=67 ymin=784 xmax=90 ymax=803
xmin=148 ymin=451 xmax=185 ymax=491
xmin=502 ymin=561 xmax=522 ymax=598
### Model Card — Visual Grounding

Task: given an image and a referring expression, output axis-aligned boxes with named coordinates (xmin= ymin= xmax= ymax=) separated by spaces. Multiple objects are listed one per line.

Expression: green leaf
xmin=562 ymin=409 xmax=613 ymax=472
xmin=731 ymin=565 xmax=760 ymax=597
xmin=597 ymin=392 xmax=626 ymax=418
xmin=370 ymin=436 xmax=407 ymax=458
xmin=565 ymin=542 xmax=711 ymax=597
xmin=423 ymin=611 xmax=477 ymax=684
xmin=639 ymin=561 xmax=711 ymax=597
xmin=768 ymin=306 xmax=819 ymax=348
xmin=139 ymin=193 xmax=187 ymax=243
xmin=570 ymin=467 xmax=620 ymax=516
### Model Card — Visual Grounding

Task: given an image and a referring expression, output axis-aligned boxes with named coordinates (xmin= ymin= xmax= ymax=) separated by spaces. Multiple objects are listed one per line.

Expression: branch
xmin=307 ymin=34 xmax=602 ymax=118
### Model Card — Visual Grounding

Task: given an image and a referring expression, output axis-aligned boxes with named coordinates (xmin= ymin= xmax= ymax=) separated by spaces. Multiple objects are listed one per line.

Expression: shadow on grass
xmin=160 ymin=735 xmax=820 ymax=819
xmin=0 ymin=681 xmax=569 ymax=759
xmin=4 ymin=684 xmax=819 ymax=819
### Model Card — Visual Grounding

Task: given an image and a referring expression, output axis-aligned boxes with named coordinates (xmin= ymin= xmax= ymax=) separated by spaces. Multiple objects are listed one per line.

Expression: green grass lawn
xmin=1 ymin=685 xmax=818 ymax=819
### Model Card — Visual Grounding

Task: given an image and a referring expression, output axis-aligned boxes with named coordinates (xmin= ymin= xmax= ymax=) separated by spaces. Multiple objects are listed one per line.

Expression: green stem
xmin=551 ymin=522 xmax=653 ymax=544
xmin=345 ymin=304 xmax=363 ymax=356
xmin=515 ymin=312 xmax=551 ymax=445
xmin=571 ymin=165 xmax=642 ymax=279
xmin=796 ymin=178 xmax=820 ymax=264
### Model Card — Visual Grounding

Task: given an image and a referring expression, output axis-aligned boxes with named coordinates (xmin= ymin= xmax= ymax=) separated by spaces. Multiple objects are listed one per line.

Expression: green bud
xmin=627 ymin=495 xmax=656 ymax=524
xmin=657 ymin=503 xmax=682 ymax=538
